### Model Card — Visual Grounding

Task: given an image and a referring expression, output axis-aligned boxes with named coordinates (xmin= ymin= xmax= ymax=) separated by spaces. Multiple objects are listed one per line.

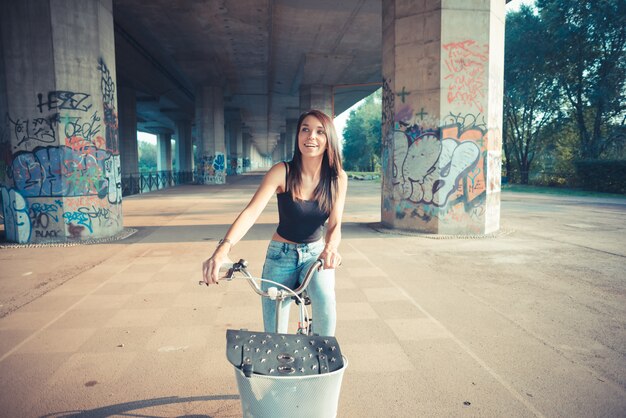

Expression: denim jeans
xmin=261 ymin=240 xmax=336 ymax=336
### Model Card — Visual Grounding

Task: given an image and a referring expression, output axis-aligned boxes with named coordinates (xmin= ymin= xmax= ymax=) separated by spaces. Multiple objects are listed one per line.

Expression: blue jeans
xmin=261 ymin=240 xmax=336 ymax=336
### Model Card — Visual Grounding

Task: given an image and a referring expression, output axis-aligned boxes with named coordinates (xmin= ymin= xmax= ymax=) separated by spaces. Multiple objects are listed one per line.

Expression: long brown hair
xmin=287 ymin=109 xmax=343 ymax=214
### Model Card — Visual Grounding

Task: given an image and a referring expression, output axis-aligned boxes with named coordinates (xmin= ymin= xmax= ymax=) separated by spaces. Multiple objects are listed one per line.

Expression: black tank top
xmin=276 ymin=161 xmax=330 ymax=243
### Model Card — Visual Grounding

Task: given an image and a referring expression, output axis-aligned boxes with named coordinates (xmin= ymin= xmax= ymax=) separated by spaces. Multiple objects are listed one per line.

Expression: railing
xmin=122 ymin=170 xmax=194 ymax=196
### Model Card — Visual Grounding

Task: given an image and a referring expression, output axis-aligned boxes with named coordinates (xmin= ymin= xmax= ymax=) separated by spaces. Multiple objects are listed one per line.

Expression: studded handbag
xmin=226 ymin=329 xmax=344 ymax=377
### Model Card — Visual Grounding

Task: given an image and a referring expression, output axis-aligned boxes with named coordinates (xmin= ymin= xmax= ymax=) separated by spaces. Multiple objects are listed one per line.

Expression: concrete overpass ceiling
xmin=112 ymin=0 xmax=382 ymax=154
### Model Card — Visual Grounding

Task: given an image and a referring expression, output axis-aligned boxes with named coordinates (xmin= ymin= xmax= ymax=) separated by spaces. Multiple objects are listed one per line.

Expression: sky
xmin=506 ymin=0 xmax=536 ymax=12
xmin=138 ymin=131 xmax=157 ymax=144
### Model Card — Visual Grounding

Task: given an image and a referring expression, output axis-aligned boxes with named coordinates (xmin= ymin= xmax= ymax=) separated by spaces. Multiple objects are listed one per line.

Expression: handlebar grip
xmin=291 ymin=259 xmax=324 ymax=294
xmin=199 ymin=259 xmax=249 ymax=286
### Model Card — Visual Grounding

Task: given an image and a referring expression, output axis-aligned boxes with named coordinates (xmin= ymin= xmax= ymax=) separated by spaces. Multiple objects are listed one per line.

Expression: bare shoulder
xmin=268 ymin=161 xmax=288 ymax=175
xmin=263 ymin=162 xmax=288 ymax=187
xmin=337 ymin=169 xmax=348 ymax=186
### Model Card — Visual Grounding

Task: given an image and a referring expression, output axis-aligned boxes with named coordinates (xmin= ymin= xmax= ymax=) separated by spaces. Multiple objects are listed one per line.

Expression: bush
xmin=574 ymin=160 xmax=626 ymax=194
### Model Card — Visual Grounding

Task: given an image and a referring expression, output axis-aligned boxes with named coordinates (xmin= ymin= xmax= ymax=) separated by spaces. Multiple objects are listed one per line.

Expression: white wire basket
xmin=233 ymin=356 xmax=348 ymax=418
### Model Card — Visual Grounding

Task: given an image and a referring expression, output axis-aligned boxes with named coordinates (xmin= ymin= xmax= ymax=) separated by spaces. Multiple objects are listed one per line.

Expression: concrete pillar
xmin=227 ymin=115 xmax=242 ymax=175
xmin=196 ymin=85 xmax=226 ymax=184
xmin=156 ymin=132 xmax=172 ymax=171
xmin=0 ymin=0 xmax=122 ymax=243
xmin=242 ymin=131 xmax=252 ymax=172
xmin=272 ymin=135 xmax=284 ymax=163
xmin=381 ymin=0 xmax=504 ymax=235
xmin=286 ymin=118 xmax=298 ymax=159
xmin=235 ymin=124 xmax=243 ymax=174
xmin=175 ymin=119 xmax=193 ymax=174
xmin=118 ymin=85 xmax=138 ymax=178
xmin=299 ymin=84 xmax=333 ymax=117
xmin=280 ymin=132 xmax=288 ymax=161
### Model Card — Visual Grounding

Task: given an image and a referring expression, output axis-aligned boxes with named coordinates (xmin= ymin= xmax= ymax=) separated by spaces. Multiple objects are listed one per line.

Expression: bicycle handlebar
xmin=200 ymin=258 xmax=324 ymax=299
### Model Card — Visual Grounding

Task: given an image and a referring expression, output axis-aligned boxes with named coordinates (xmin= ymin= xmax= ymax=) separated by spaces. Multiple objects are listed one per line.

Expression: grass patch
xmin=502 ymin=184 xmax=626 ymax=199
xmin=346 ymin=171 xmax=381 ymax=181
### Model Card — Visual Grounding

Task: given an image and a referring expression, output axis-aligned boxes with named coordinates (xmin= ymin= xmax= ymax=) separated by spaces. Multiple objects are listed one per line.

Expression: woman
xmin=202 ymin=109 xmax=348 ymax=337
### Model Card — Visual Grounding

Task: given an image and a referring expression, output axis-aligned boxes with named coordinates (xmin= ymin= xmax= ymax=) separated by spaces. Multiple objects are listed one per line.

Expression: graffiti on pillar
xmin=62 ymin=196 xmax=121 ymax=239
xmin=0 ymin=135 xmax=10 ymax=185
xmin=197 ymin=153 xmax=226 ymax=184
xmin=487 ymin=150 xmax=502 ymax=193
xmin=382 ymin=78 xmax=395 ymax=146
xmin=97 ymin=57 xmax=119 ymax=152
xmin=384 ymin=109 xmax=489 ymax=227
xmin=62 ymin=111 xmax=103 ymax=146
xmin=63 ymin=203 xmax=111 ymax=234
xmin=37 ymin=91 xmax=93 ymax=113
xmin=1 ymin=188 xmax=31 ymax=243
xmin=7 ymin=113 xmax=59 ymax=147
xmin=8 ymin=146 xmax=121 ymax=199
xmin=29 ymin=200 xmax=62 ymax=239
xmin=1 ymin=57 xmax=123 ymax=243
xmin=443 ymin=40 xmax=488 ymax=113
xmin=391 ymin=129 xmax=481 ymax=206
xmin=104 ymin=154 xmax=122 ymax=204
xmin=237 ymin=157 xmax=243 ymax=174
xmin=396 ymin=86 xmax=411 ymax=103
xmin=212 ymin=152 xmax=226 ymax=184
xmin=229 ymin=156 xmax=238 ymax=175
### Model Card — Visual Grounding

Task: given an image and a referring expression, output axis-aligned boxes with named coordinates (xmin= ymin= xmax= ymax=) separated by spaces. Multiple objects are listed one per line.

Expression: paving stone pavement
xmin=0 ymin=173 xmax=625 ymax=417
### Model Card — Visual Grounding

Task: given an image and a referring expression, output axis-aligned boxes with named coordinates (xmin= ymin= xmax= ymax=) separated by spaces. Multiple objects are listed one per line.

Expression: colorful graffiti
xmin=1 ymin=57 xmax=122 ymax=243
xmin=8 ymin=146 xmax=121 ymax=201
xmin=443 ymin=40 xmax=488 ymax=113
xmin=228 ymin=156 xmax=243 ymax=175
xmin=382 ymin=102 xmax=495 ymax=231
xmin=1 ymin=188 xmax=31 ymax=243
xmin=197 ymin=152 xmax=226 ymax=184
xmin=0 ymin=189 xmax=122 ymax=241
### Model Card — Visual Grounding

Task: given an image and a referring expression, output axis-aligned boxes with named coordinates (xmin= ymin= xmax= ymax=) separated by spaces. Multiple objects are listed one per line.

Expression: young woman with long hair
xmin=202 ymin=109 xmax=348 ymax=336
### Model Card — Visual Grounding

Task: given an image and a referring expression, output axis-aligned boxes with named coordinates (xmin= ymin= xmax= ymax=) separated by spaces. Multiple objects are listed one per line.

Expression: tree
xmin=503 ymin=6 xmax=562 ymax=184
xmin=138 ymin=140 xmax=157 ymax=172
xmin=342 ymin=89 xmax=382 ymax=172
xmin=537 ymin=0 xmax=626 ymax=160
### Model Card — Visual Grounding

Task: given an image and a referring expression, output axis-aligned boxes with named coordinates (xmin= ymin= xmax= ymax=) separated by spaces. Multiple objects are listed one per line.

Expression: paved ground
xmin=0 ymin=173 xmax=625 ymax=418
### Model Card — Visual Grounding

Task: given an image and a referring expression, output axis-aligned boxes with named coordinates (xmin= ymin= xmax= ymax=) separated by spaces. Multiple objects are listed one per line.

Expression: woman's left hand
xmin=319 ymin=245 xmax=342 ymax=269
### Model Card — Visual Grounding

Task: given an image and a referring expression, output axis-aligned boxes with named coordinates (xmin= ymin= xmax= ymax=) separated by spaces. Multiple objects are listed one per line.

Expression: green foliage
xmin=537 ymin=0 xmax=626 ymax=159
xmin=342 ymin=89 xmax=382 ymax=172
xmin=503 ymin=5 xmax=562 ymax=184
xmin=504 ymin=0 xmax=626 ymax=188
xmin=574 ymin=160 xmax=626 ymax=194
xmin=138 ymin=140 xmax=157 ymax=172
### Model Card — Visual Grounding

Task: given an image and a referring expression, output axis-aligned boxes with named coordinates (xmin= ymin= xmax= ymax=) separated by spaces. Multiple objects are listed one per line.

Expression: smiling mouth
xmin=304 ymin=142 xmax=318 ymax=148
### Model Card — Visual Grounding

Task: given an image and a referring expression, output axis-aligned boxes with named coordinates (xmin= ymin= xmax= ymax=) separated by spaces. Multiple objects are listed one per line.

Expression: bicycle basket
xmin=226 ymin=329 xmax=344 ymax=377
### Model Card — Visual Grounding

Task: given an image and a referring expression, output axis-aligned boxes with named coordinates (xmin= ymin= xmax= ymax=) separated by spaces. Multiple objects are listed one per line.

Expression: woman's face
xmin=298 ymin=115 xmax=328 ymax=158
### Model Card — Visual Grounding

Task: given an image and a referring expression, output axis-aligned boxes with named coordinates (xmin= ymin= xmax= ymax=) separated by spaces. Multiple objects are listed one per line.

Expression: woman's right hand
xmin=202 ymin=246 xmax=232 ymax=286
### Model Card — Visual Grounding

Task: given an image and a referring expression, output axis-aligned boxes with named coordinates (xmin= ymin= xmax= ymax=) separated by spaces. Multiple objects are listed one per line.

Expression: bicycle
xmin=200 ymin=258 xmax=348 ymax=418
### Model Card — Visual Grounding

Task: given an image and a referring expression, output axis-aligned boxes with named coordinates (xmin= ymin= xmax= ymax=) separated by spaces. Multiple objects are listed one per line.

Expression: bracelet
xmin=218 ymin=238 xmax=232 ymax=247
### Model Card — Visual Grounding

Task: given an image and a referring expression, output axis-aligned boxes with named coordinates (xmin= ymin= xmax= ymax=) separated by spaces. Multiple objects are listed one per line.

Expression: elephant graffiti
xmin=392 ymin=130 xmax=480 ymax=207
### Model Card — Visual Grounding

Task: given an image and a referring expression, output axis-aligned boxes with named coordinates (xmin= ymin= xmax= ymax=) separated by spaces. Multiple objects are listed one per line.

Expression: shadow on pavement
xmin=40 ymin=394 xmax=240 ymax=418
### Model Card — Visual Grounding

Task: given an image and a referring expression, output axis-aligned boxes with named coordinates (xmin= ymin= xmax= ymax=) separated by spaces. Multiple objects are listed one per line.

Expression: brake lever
xmin=199 ymin=259 xmax=248 ymax=285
